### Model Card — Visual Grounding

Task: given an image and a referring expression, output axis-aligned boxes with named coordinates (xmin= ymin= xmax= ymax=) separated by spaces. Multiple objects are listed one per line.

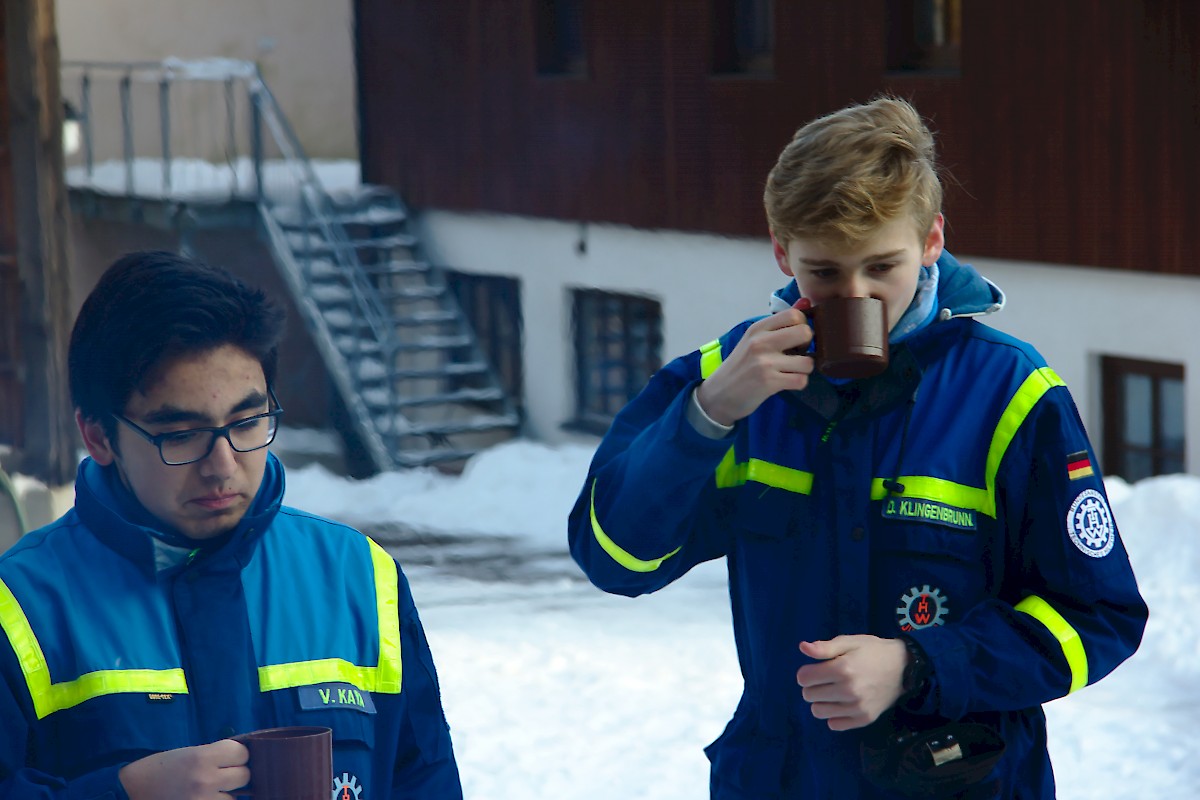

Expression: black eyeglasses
xmin=113 ymin=387 xmax=285 ymax=466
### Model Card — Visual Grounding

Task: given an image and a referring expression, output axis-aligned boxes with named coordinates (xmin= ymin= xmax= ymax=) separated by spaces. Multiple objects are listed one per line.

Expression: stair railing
xmin=60 ymin=58 xmax=401 ymax=470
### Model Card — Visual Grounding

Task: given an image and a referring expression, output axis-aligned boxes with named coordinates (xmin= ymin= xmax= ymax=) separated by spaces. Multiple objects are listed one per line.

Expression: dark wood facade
xmin=356 ymin=0 xmax=1200 ymax=275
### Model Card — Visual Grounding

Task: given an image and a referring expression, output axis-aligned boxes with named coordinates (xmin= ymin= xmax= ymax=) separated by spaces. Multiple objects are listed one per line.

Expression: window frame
xmin=885 ymin=0 xmax=962 ymax=76
xmin=443 ymin=269 xmax=525 ymax=413
xmin=534 ymin=0 xmax=588 ymax=78
xmin=1101 ymin=354 xmax=1186 ymax=481
xmin=566 ymin=288 xmax=663 ymax=435
xmin=710 ymin=0 xmax=776 ymax=77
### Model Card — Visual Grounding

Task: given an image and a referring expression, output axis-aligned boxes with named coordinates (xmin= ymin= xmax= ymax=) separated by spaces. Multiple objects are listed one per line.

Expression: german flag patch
xmin=1067 ymin=451 xmax=1094 ymax=480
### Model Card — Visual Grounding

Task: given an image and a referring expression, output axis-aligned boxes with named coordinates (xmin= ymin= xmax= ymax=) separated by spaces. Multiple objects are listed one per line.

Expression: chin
xmin=178 ymin=509 xmax=247 ymax=541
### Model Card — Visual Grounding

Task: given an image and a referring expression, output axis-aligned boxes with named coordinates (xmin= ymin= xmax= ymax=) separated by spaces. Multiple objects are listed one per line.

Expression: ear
xmin=772 ymin=233 xmax=793 ymax=278
xmin=922 ymin=213 xmax=946 ymax=267
xmin=76 ymin=410 xmax=118 ymax=466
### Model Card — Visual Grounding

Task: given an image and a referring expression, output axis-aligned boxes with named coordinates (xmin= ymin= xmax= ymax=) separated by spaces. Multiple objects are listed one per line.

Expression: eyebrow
xmin=139 ymin=389 xmax=269 ymax=427
xmin=800 ymin=249 xmax=907 ymax=267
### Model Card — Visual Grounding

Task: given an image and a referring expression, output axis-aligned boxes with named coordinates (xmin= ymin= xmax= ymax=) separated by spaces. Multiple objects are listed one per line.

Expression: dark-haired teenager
xmin=0 ymin=251 xmax=462 ymax=799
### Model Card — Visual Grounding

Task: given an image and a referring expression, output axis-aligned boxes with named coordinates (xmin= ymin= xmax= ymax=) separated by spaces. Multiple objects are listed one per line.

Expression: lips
xmin=190 ymin=493 xmax=241 ymax=511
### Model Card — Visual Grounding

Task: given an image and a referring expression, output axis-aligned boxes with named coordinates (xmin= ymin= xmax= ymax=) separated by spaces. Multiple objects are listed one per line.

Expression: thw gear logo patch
xmin=1067 ymin=489 xmax=1115 ymax=558
xmin=332 ymin=773 xmax=363 ymax=800
xmin=896 ymin=585 xmax=949 ymax=630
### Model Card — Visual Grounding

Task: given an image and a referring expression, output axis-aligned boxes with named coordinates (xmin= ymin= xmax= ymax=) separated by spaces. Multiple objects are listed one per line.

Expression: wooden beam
xmin=4 ymin=0 xmax=77 ymax=485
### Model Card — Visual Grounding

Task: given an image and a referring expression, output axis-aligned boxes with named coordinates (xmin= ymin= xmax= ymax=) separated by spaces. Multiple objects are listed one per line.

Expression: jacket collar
xmin=74 ymin=452 xmax=285 ymax=578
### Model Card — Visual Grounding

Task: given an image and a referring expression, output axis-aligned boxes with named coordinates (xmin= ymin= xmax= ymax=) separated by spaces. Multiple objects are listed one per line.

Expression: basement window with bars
xmin=1101 ymin=355 xmax=1186 ymax=482
xmin=568 ymin=289 xmax=663 ymax=435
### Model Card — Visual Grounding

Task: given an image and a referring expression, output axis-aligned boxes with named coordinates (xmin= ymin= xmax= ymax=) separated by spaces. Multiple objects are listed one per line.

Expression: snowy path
xmin=395 ymin=548 xmax=1197 ymax=800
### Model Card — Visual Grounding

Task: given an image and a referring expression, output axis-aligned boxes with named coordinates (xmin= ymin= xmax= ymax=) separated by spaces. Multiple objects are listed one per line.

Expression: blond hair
xmin=764 ymin=97 xmax=942 ymax=247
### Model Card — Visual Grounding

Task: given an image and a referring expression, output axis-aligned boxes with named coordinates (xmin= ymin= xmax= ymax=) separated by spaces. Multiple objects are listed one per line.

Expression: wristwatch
xmin=899 ymin=635 xmax=933 ymax=701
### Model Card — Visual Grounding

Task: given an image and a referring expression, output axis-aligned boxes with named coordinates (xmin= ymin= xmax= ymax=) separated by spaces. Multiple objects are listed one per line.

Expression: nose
xmin=842 ymin=273 xmax=871 ymax=299
xmin=198 ymin=432 xmax=239 ymax=479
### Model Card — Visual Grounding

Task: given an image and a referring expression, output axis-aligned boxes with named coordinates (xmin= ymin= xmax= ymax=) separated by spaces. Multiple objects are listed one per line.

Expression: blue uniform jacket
xmin=569 ymin=254 xmax=1147 ymax=799
xmin=0 ymin=453 xmax=461 ymax=800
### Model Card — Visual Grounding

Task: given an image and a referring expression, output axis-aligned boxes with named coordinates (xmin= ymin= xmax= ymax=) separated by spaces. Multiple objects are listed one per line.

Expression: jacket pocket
xmin=37 ymin=693 xmax=192 ymax=779
xmin=734 ymin=486 xmax=808 ymax=541
xmin=704 ymin=711 xmax=788 ymax=799
xmin=266 ymin=684 xmax=377 ymax=790
xmin=872 ymin=510 xmax=993 ymax=635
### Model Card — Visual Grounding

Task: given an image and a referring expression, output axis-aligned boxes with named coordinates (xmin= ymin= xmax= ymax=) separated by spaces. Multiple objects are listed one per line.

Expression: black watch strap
xmin=899 ymin=635 xmax=933 ymax=700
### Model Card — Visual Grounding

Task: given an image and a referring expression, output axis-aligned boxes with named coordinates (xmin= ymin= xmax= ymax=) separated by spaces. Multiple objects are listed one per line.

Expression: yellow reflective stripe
xmin=870 ymin=367 xmax=1065 ymax=518
xmin=869 ymin=476 xmax=989 ymax=513
xmin=259 ymin=537 xmax=403 ymax=695
xmin=984 ymin=368 xmax=1065 ymax=516
xmin=713 ymin=446 xmax=739 ymax=488
xmin=259 ymin=658 xmax=385 ymax=693
xmin=1015 ymin=595 xmax=1088 ymax=693
xmin=367 ymin=538 xmax=403 ymax=693
xmin=699 ymin=339 xmax=724 ymax=379
xmin=0 ymin=577 xmax=189 ymax=720
xmin=715 ymin=448 xmax=813 ymax=495
xmin=589 ymin=480 xmax=680 ymax=572
xmin=38 ymin=669 xmax=188 ymax=719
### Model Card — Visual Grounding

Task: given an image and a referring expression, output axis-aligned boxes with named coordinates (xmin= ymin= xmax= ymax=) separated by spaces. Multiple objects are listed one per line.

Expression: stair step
xmin=334 ymin=335 xmax=383 ymax=355
xmin=392 ymin=362 xmax=491 ymax=381
xmin=289 ymin=232 xmax=418 ymax=256
xmin=400 ymin=334 xmax=471 ymax=350
xmin=352 ymin=358 xmax=389 ymax=381
xmin=276 ymin=205 xmax=408 ymax=231
xmin=364 ymin=386 xmax=505 ymax=409
xmin=393 ymin=310 xmax=459 ymax=326
xmin=394 ymin=413 xmax=520 ymax=437
xmin=395 ymin=387 xmax=506 ymax=407
xmin=328 ymin=184 xmax=405 ymax=210
xmin=309 ymin=282 xmax=352 ymax=304
xmin=391 ymin=447 xmax=487 ymax=469
xmin=353 ymin=360 xmax=490 ymax=385
xmin=378 ymin=285 xmax=444 ymax=301
xmin=303 ymin=258 xmax=430 ymax=282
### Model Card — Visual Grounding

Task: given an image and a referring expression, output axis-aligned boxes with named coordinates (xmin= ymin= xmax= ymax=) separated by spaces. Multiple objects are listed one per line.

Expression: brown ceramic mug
xmin=232 ymin=726 xmax=332 ymax=800
xmin=812 ymin=296 xmax=889 ymax=380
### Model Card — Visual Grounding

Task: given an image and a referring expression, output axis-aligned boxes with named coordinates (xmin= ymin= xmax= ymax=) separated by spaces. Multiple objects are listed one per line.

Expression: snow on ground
xmin=282 ymin=440 xmax=1200 ymax=799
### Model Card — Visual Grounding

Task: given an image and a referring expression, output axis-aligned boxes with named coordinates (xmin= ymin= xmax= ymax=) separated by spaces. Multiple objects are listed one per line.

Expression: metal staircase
xmin=61 ymin=58 xmax=519 ymax=471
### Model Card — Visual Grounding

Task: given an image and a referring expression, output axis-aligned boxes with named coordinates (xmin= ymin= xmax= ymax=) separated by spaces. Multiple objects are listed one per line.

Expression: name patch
xmin=883 ymin=497 xmax=977 ymax=531
xmin=298 ymin=683 xmax=376 ymax=714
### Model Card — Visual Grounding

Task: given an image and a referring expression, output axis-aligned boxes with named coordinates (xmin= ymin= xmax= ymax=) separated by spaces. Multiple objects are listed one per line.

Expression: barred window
xmin=569 ymin=289 xmax=663 ymax=434
xmin=1101 ymin=355 xmax=1185 ymax=481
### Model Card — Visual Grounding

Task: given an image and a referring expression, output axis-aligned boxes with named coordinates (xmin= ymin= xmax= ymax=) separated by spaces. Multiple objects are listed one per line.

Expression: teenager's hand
xmin=796 ymin=635 xmax=908 ymax=731
xmin=695 ymin=305 xmax=815 ymax=426
xmin=118 ymin=739 xmax=250 ymax=800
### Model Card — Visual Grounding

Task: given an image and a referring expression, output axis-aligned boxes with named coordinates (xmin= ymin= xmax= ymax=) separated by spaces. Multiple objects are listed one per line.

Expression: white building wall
xmin=419 ymin=210 xmax=1200 ymax=476
xmin=55 ymin=0 xmax=357 ymax=158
